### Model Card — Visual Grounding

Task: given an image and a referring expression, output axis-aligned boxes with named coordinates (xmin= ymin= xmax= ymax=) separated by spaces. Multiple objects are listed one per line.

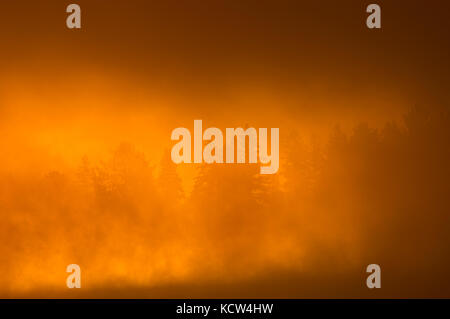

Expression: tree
xmin=157 ymin=149 xmax=184 ymax=207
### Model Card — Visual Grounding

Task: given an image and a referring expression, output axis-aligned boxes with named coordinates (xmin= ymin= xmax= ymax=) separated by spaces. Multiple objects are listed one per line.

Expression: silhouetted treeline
xmin=0 ymin=105 xmax=449 ymax=297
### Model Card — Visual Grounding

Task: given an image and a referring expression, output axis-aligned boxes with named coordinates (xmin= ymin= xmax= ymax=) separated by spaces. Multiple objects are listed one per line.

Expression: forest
xmin=0 ymin=105 xmax=449 ymax=298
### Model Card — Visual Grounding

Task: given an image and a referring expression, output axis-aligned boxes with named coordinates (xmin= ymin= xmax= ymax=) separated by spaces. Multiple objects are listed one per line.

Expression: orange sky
xmin=0 ymin=0 xmax=450 ymax=298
